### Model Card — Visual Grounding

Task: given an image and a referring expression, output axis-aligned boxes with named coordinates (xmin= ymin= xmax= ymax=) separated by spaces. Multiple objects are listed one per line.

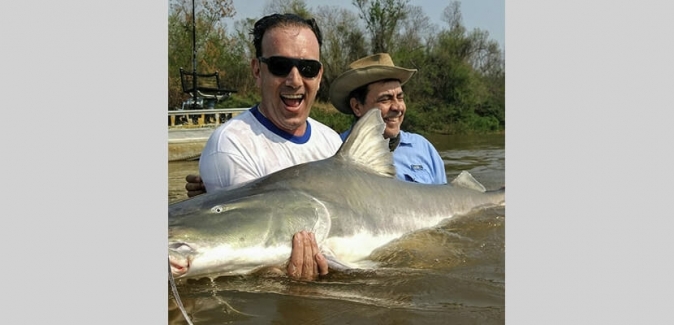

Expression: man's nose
xmin=284 ymin=68 xmax=303 ymax=87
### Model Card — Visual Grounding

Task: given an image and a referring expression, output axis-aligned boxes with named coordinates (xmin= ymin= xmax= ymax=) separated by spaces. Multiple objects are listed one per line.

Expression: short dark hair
xmin=347 ymin=84 xmax=369 ymax=109
xmin=251 ymin=13 xmax=323 ymax=58
xmin=347 ymin=78 xmax=401 ymax=109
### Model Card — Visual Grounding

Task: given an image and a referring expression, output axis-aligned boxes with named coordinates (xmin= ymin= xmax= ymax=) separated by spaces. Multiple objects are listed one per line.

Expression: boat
xmin=168 ymin=0 xmax=240 ymax=163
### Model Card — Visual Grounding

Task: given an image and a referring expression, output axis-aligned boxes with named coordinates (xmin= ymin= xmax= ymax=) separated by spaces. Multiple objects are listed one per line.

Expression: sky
xmin=229 ymin=0 xmax=505 ymax=49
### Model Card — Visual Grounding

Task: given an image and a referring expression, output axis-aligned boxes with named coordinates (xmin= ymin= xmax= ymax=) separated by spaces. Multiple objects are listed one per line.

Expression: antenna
xmin=191 ymin=0 xmax=197 ymax=106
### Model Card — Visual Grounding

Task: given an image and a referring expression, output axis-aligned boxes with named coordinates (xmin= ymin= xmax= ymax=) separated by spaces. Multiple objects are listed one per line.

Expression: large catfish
xmin=169 ymin=109 xmax=505 ymax=280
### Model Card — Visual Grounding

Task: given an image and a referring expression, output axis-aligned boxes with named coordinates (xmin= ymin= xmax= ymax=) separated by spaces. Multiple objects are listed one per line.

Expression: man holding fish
xmin=183 ymin=14 xmax=446 ymax=280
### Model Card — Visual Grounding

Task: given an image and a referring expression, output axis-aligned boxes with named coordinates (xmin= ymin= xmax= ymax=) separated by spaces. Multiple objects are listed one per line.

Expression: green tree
xmin=314 ymin=6 xmax=368 ymax=102
xmin=167 ymin=0 xmax=237 ymax=109
xmin=167 ymin=0 xmax=505 ymax=133
xmin=394 ymin=5 xmax=433 ymax=54
xmin=353 ymin=0 xmax=409 ymax=54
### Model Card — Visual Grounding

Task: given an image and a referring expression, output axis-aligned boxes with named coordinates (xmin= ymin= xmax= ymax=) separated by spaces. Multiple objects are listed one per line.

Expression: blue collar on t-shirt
xmin=250 ymin=105 xmax=311 ymax=144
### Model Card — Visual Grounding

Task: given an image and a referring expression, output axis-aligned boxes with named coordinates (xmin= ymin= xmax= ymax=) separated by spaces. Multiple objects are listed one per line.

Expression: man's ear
xmin=350 ymin=98 xmax=363 ymax=117
xmin=251 ymin=58 xmax=261 ymax=86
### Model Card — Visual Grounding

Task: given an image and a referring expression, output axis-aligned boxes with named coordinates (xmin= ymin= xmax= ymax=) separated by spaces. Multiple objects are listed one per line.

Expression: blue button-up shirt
xmin=340 ymin=129 xmax=447 ymax=184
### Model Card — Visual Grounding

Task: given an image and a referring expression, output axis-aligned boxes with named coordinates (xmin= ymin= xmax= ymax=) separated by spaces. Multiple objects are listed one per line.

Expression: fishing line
xmin=169 ymin=259 xmax=194 ymax=325
xmin=207 ymin=277 xmax=256 ymax=317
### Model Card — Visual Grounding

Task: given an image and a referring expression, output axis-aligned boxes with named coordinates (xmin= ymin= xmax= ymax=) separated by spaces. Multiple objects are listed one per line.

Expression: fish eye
xmin=211 ymin=206 xmax=224 ymax=213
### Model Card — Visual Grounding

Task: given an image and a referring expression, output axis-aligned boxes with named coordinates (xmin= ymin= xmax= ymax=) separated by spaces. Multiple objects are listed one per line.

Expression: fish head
xmin=168 ymin=193 xmax=279 ymax=278
xmin=168 ymin=188 xmax=333 ymax=279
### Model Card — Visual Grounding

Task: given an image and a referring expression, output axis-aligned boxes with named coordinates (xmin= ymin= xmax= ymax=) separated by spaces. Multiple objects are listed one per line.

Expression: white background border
xmin=3 ymin=0 xmax=167 ymax=323
xmin=507 ymin=0 xmax=674 ymax=323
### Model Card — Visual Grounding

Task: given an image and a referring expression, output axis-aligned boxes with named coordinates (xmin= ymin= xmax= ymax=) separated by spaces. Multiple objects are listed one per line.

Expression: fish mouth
xmin=169 ymin=253 xmax=190 ymax=277
xmin=169 ymin=242 xmax=193 ymax=277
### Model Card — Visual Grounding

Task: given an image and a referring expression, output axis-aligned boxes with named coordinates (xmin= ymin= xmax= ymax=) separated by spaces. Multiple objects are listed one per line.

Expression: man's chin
xmin=384 ymin=122 xmax=401 ymax=133
xmin=383 ymin=129 xmax=400 ymax=139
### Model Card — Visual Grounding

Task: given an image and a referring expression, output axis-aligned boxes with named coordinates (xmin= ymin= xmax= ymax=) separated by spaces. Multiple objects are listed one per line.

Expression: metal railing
xmin=168 ymin=108 xmax=249 ymax=127
xmin=167 ymin=108 xmax=248 ymax=116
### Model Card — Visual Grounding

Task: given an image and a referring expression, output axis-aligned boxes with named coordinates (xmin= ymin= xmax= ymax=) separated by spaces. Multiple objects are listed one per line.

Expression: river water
xmin=168 ymin=133 xmax=505 ymax=324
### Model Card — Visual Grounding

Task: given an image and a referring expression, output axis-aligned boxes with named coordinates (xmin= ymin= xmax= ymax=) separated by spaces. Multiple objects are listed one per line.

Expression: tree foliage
xmin=353 ymin=0 xmax=409 ymax=54
xmin=314 ymin=6 xmax=368 ymax=101
xmin=167 ymin=0 xmax=505 ymax=134
xmin=167 ymin=0 xmax=240 ymax=109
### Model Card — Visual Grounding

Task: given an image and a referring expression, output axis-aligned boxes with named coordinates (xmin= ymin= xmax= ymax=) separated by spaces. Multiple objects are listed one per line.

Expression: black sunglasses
xmin=258 ymin=56 xmax=322 ymax=78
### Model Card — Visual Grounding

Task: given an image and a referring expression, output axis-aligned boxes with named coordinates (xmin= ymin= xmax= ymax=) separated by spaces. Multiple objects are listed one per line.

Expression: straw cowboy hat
xmin=329 ymin=53 xmax=417 ymax=114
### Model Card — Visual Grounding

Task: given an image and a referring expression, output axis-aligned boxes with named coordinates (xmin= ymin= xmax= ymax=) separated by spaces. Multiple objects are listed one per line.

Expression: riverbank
xmin=167 ymin=101 xmax=504 ymax=162
xmin=168 ymin=127 xmax=213 ymax=162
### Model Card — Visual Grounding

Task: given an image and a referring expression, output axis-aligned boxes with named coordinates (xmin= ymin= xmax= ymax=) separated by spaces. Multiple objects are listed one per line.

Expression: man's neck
xmin=257 ymin=104 xmax=306 ymax=137
xmin=388 ymin=132 xmax=401 ymax=152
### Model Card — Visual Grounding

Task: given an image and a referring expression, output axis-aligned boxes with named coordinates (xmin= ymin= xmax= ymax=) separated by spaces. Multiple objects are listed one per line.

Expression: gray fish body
xmin=169 ymin=109 xmax=505 ymax=279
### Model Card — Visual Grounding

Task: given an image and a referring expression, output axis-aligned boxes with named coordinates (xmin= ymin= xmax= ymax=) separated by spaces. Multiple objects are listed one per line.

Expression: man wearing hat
xmin=330 ymin=53 xmax=447 ymax=184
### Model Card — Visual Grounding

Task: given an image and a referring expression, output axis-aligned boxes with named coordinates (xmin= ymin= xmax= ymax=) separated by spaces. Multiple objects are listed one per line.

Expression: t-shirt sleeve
xmin=199 ymin=150 xmax=260 ymax=192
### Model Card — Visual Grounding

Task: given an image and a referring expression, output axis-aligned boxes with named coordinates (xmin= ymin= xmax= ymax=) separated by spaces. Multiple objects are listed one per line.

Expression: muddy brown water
xmin=168 ymin=133 xmax=505 ymax=324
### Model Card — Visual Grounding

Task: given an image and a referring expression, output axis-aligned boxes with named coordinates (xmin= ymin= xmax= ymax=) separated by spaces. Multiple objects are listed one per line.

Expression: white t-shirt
xmin=199 ymin=105 xmax=343 ymax=192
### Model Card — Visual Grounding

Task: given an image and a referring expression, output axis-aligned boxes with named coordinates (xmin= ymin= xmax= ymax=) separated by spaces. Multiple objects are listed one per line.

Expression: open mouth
xmin=281 ymin=94 xmax=304 ymax=108
xmin=169 ymin=256 xmax=189 ymax=277
xmin=169 ymin=242 xmax=193 ymax=277
xmin=383 ymin=115 xmax=401 ymax=123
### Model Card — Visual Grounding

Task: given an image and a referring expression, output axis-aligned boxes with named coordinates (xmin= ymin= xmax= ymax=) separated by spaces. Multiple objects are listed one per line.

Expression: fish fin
xmin=450 ymin=171 xmax=487 ymax=192
xmin=249 ymin=265 xmax=287 ymax=278
xmin=337 ymin=108 xmax=396 ymax=178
